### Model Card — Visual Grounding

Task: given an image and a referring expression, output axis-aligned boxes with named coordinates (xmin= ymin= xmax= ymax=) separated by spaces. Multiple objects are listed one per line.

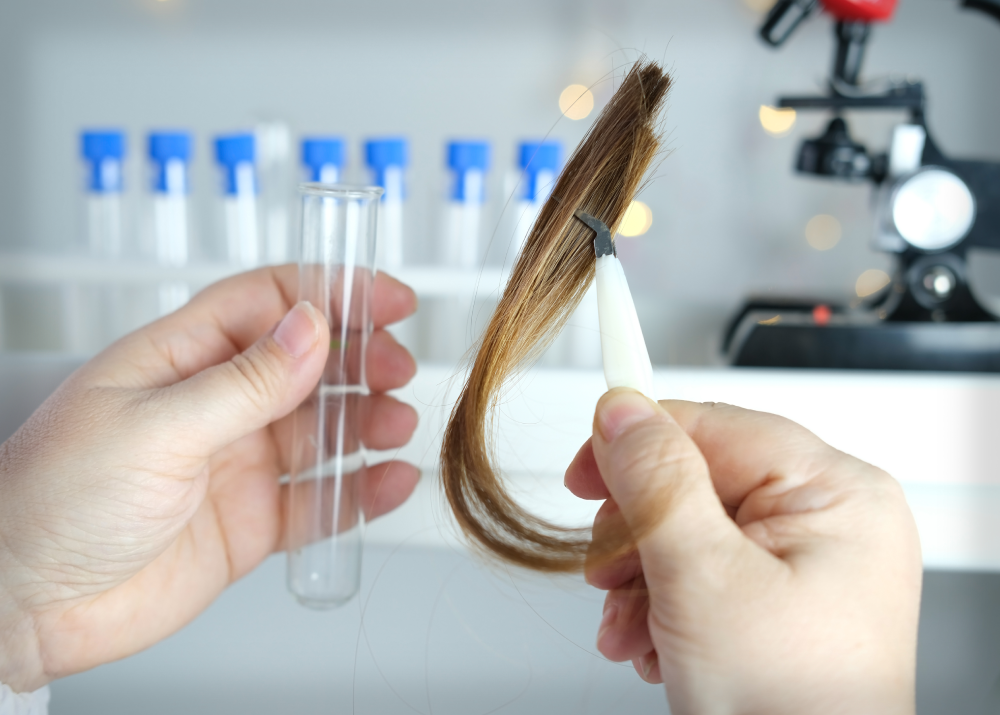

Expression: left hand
xmin=0 ymin=265 xmax=420 ymax=691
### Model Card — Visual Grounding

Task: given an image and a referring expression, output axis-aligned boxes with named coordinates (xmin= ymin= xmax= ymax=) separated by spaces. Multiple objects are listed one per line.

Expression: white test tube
xmin=148 ymin=131 xmax=192 ymax=315
xmin=83 ymin=131 xmax=126 ymax=260
xmin=427 ymin=140 xmax=492 ymax=363
xmin=441 ymin=140 xmax=490 ymax=269
xmin=365 ymin=138 xmax=408 ymax=269
xmin=72 ymin=129 xmax=127 ymax=353
xmin=256 ymin=122 xmax=293 ymax=265
xmin=215 ymin=133 xmax=260 ymax=268
xmin=512 ymin=140 xmax=561 ymax=253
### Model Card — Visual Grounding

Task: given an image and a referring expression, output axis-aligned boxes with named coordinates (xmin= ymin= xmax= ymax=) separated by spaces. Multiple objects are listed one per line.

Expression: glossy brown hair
xmin=440 ymin=60 xmax=672 ymax=572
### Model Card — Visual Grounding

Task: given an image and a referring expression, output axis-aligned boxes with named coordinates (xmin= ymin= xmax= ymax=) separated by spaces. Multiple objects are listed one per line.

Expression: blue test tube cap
xmin=518 ymin=140 xmax=562 ymax=203
xmin=447 ymin=140 xmax=491 ymax=202
xmin=365 ymin=137 xmax=408 ymax=169
xmin=365 ymin=137 xmax=408 ymax=199
xmin=81 ymin=129 xmax=126 ymax=193
xmin=148 ymin=131 xmax=192 ymax=194
xmin=302 ymin=137 xmax=346 ymax=182
xmin=214 ymin=133 xmax=256 ymax=196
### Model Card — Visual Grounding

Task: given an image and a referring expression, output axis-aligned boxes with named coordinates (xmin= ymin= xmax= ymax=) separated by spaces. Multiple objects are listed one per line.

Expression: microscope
xmin=725 ymin=0 xmax=1000 ymax=371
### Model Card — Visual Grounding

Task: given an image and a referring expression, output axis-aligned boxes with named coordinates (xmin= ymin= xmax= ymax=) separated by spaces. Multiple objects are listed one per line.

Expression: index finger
xmin=84 ymin=265 xmax=416 ymax=389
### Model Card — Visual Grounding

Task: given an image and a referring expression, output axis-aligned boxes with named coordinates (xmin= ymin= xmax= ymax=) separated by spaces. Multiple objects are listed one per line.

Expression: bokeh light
xmin=743 ymin=0 xmax=778 ymax=11
xmin=759 ymin=105 xmax=796 ymax=136
xmin=618 ymin=201 xmax=653 ymax=237
xmin=805 ymin=214 xmax=841 ymax=251
xmin=856 ymin=269 xmax=891 ymax=298
xmin=559 ymin=85 xmax=595 ymax=121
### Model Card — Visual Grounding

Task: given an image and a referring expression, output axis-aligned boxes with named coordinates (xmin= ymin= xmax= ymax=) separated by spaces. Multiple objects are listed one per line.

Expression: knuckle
xmin=612 ymin=421 xmax=702 ymax=482
xmin=228 ymin=349 xmax=283 ymax=413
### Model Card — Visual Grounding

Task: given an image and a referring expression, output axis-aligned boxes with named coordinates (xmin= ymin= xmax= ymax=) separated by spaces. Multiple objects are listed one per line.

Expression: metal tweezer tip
xmin=573 ymin=210 xmax=616 ymax=258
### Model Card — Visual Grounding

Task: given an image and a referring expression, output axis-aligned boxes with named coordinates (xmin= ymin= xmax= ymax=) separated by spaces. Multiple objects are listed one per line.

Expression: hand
xmin=0 ymin=266 xmax=420 ymax=692
xmin=565 ymin=389 xmax=922 ymax=715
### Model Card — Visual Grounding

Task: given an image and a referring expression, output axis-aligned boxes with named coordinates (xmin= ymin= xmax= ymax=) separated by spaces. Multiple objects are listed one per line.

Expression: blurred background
xmin=2 ymin=0 xmax=1000 ymax=713
xmin=2 ymin=0 xmax=999 ymax=364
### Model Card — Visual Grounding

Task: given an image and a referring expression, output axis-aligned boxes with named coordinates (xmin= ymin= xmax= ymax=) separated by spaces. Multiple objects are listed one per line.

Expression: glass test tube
xmin=365 ymin=138 xmax=407 ymax=269
xmin=215 ymin=133 xmax=260 ymax=268
xmin=287 ymin=183 xmax=381 ymax=609
xmin=148 ymin=131 xmax=192 ymax=315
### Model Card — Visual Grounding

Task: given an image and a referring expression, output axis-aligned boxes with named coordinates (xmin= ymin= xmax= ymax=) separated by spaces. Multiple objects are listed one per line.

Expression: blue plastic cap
xmin=447 ymin=140 xmax=491 ymax=171
xmin=214 ymin=134 xmax=255 ymax=196
xmin=365 ymin=138 xmax=408 ymax=199
xmin=214 ymin=133 xmax=255 ymax=166
xmin=447 ymin=140 xmax=491 ymax=202
xmin=365 ymin=138 xmax=408 ymax=169
xmin=149 ymin=131 xmax=192 ymax=194
xmin=518 ymin=140 xmax=562 ymax=202
xmin=81 ymin=130 xmax=126 ymax=193
xmin=149 ymin=131 xmax=192 ymax=162
xmin=518 ymin=141 xmax=561 ymax=172
xmin=82 ymin=130 xmax=126 ymax=161
xmin=302 ymin=137 xmax=345 ymax=182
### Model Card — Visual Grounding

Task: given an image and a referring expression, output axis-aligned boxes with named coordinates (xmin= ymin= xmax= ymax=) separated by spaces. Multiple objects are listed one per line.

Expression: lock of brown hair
xmin=440 ymin=59 xmax=672 ymax=573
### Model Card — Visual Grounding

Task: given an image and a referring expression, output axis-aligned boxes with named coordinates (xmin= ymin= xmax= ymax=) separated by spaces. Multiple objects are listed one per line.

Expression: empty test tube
xmin=69 ymin=130 xmax=127 ymax=353
xmin=287 ymin=183 xmax=382 ymax=608
xmin=215 ymin=133 xmax=260 ymax=268
xmin=82 ymin=130 xmax=127 ymax=259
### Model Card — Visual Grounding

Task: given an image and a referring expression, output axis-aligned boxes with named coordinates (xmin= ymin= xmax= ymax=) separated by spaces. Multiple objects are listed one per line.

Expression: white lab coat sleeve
xmin=0 ymin=684 xmax=49 ymax=715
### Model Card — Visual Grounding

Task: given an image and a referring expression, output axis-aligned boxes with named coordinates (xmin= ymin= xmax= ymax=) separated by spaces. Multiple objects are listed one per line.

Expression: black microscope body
xmin=726 ymin=0 xmax=1000 ymax=371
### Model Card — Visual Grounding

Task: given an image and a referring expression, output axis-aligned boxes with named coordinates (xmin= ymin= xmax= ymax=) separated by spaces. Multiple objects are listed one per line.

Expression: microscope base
xmin=729 ymin=312 xmax=1000 ymax=372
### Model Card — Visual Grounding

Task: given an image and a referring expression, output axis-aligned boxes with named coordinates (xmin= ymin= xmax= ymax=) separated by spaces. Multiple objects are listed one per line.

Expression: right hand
xmin=564 ymin=389 xmax=922 ymax=715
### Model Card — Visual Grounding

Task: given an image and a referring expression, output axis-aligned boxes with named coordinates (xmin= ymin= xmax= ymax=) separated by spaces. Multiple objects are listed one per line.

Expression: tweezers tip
xmin=573 ymin=210 xmax=616 ymax=258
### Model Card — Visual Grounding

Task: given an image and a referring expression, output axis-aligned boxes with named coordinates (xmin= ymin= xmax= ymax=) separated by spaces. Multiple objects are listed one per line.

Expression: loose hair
xmin=440 ymin=60 xmax=672 ymax=572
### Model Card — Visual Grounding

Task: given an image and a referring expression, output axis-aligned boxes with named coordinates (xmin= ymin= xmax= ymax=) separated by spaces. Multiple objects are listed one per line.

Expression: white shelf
xmin=370 ymin=364 xmax=1000 ymax=570
xmin=0 ymin=254 xmax=509 ymax=298
xmin=5 ymin=353 xmax=995 ymax=570
xmin=0 ymin=254 xmax=240 ymax=285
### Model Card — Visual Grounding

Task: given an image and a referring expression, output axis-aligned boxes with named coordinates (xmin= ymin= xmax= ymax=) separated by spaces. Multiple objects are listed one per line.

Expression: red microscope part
xmin=821 ymin=0 xmax=897 ymax=22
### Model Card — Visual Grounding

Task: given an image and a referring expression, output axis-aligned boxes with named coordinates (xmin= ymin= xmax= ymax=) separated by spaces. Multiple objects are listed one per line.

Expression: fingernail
xmin=597 ymin=389 xmax=659 ymax=442
xmin=641 ymin=651 xmax=659 ymax=679
xmin=597 ymin=603 xmax=618 ymax=646
xmin=273 ymin=302 xmax=321 ymax=358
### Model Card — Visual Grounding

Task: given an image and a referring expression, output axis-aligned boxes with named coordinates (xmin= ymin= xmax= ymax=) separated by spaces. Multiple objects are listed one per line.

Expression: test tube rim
xmin=300 ymin=182 xmax=384 ymax=200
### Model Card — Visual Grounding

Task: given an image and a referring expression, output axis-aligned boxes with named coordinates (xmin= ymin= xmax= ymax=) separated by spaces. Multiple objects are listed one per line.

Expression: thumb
xmin=162 ymin=301 xmax=330 ymax=455
xmin=591 ymin=388 xmax=741 ymax=581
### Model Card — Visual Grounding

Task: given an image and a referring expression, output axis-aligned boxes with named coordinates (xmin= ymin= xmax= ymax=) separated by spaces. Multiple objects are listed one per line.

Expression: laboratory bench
xmin=3 ymin=355 xmax=1000 ymax=713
